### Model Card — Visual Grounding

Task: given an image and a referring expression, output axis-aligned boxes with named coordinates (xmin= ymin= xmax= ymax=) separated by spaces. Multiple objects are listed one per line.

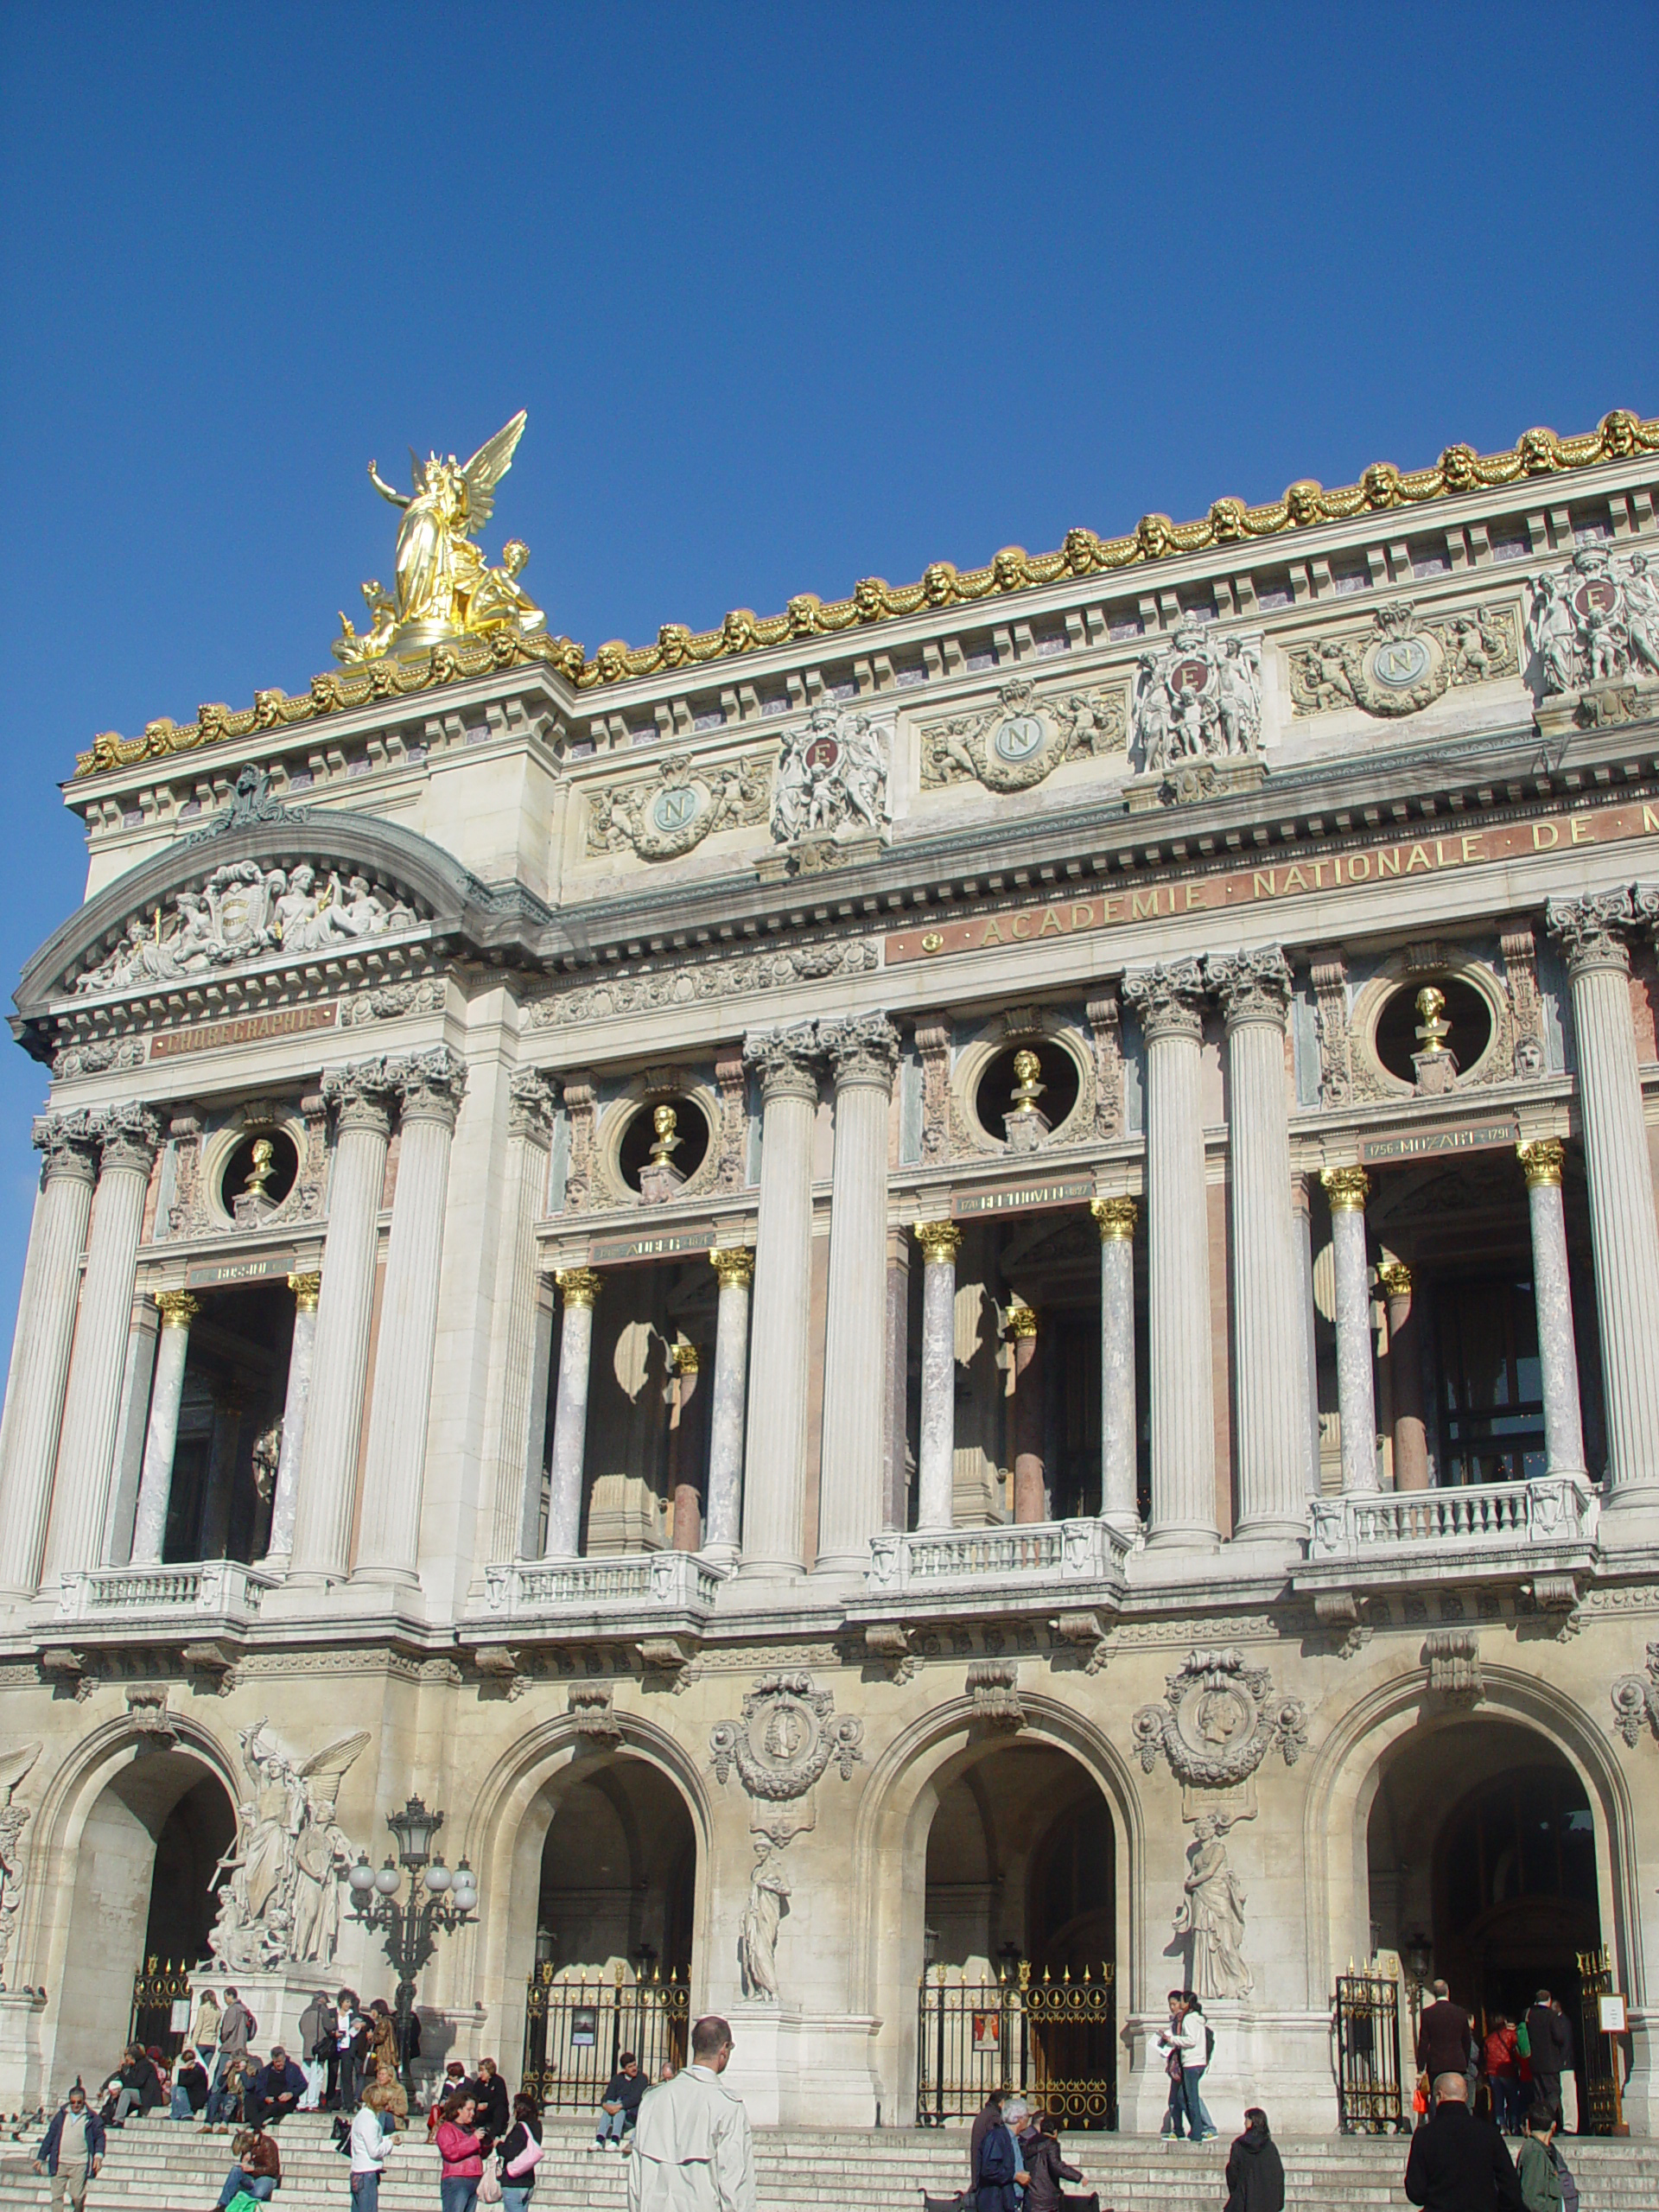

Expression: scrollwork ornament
xmin=708 ymin=1672 xmax=864 ymax=1802
xmin=586 ymin=749 xmax=771 ymax=861
xmin=1287 ymin=600 xmax=1519 ymax=719
xmin=1546 ymin=889 xmax=1635 ymax=976
xmin=918 ymin=677 xmax=1125 ymax=794
xmin=1122 ymin=959 xmax=1207 ymax=1045
xmin=1205 ymin=948 xmax=1293 ymax=1028
xmin=1609 ymin=1642 xmax=1659 ymax=1748
xmin=1130 ymin=1648 xmax=1308 ymax=1787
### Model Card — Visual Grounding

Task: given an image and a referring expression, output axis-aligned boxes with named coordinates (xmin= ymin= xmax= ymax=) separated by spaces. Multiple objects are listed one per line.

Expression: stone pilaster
xmin=1290 ymin=1175 xmax=1322 ymax=1497
xmin=128 ymin=1290 xmax=200 ymax=1566
xmin=1516 ymin=1138 xmax=1588 ymax=1478
xmin=0 ymin=1117 xmax=99 ymax=1600
xmin=264 ymin=1271 xmax=321 ymax=1561
xmin=740 ymin=1023 xmax=823 ymax=1580
xmin=1321 ymin=1166 xmax=1378 ymax=1495
xmin=1209 ymin=948 xmax=1307 ymax=1542
xmin=1123 ymin=961 xmax=1217 ymax=1549
xmin=353 ymin=1048 xmax=467 ymax=1586
xmin=703 ymin=1247 xmax=753 ymax=1561
xmin=1548 ymin=890 xmax=1659 ymax=1511
xmin=42 ymin=1107 xmax=161 ymax=1580
xmin=481 ymin=1070 xmax=560 ymax=1566
xmin=912 ymin=1220 xmax=961 ymax=1533
xmin=816 ymin=1016 xmax=899 ymax=1575
xmin=287 ymin=1060 xmax=397 ymax=1586
xmin=544 ymin=1268 xmax=601 ymax=1559
xmin=1090 ymin=1198 xmax=1139 ymax=1533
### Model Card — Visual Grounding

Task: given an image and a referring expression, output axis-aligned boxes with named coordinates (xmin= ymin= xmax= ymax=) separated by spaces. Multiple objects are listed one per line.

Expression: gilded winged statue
xmin=334 ymin=410 xmax=544 ymax=660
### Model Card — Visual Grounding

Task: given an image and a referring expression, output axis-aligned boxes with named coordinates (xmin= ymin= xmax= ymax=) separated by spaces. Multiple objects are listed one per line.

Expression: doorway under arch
xmin=55 ymin=1747 xmax=236 ymax=2094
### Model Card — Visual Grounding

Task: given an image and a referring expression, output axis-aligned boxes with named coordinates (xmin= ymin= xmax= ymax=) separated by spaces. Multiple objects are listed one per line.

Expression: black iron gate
xmin=917 ymin=1962 xmax=1116 ymax=2130
xmin=1576 ymin=1945 xmax=1628 ymax=2135
xmin=522 ymin=1964 xmax=690 ymax=2110
xmin=130 ymin=1956 xmax=192 ymax=2057
xmin=1333 ymin=1969 xmax=1407 ymax=2133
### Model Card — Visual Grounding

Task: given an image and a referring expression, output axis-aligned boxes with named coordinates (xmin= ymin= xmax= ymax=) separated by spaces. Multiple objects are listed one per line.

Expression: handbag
xmin=478 ymin=2149 xmax=504 ymax=2205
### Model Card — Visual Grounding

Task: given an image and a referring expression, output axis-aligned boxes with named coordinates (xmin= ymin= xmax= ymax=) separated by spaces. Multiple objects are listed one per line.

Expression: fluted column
xmin=264 ymin=1272 xmax=320 ymax=1561
xmin=1091 ymin=1198 xmax=1139 ymax=1532
xmin=288 ymin=1062 xmax=397 ymax=1586
xmin=481 ymin=1070 xmax=559 ymax=1566
xmin=129 ymin=1290 xmax=200 ymax=1565
xmin=1548 ymin=891 xmax=1659 ymax=1508
xmin=0 ymin=1118 xmax=99 ymax=1600
xmin=1322 ymin=1167 xmax=1379 ymax=1495
xmin=913 ymin=1220 xmax=961 ymax=1532
xmin=544 ymin=1268 xmax=601 ymax=1559
xmin=1291 ymin=1175 xmax=1322 ymax=1497
xmin=1123 ymin=961 xmax=1218 ymax=1549
xmin=703 ymin=1247 xmax=753 ymax=1561
xmin=43 ymin=1108 xmax=161 ymax=1580
xmin=1209 ymin=949 xmax=1307 ymax=1541
xmin=816 ymin=1016 xmax=900 ymax=1575
xmin=354 ymin=1048 xmax=467 ymax=1587
xmin=1007 ymin=1305 xmax=1046 ymax=1522
xmin=1376 ymin=1262 xmax=1429 ymax=1491
xmin=740 ymin=1024 xmax=823 ymax=1579
xmin=668 ymin=1344 xmax=707 ymax=1551
xmin=1516 ymin=1138 xmax=1588 ymax=1478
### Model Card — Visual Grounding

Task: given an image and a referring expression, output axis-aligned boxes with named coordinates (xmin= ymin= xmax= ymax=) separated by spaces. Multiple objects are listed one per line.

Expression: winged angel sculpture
xmin=334 ymin=410 xmax=546 ymax=661
xmin=208 ymin=1721 xmax=369 ymax=1970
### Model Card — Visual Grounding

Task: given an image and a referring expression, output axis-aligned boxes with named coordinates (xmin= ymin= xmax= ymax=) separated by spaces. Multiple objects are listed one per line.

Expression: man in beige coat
xmin=626 ymin=2016 xmax=756 ymax=2212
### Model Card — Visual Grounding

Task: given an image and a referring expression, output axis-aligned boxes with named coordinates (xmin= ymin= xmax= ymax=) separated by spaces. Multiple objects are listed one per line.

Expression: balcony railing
xmin=481 ymin=1551 xmax=728 ymax=1619
xmin=1306 ymin=1474 xmax=1599 ymax=1562
xmin=57 ymin=1559 xmax=279 ymax=1623
xmin=867 ymin=1516 xmax=1134 ymax=1594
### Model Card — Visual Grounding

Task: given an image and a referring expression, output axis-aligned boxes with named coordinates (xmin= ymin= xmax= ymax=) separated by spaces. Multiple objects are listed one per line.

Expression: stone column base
xmin=0 ymin=1987 xmax=47 ymax=2107
xmin=718 ymin=2002 xmax=880 ymax=2126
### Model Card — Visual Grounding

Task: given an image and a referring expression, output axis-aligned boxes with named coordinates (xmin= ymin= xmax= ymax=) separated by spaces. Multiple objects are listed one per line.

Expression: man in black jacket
xmin=1523 ymin=1992 xmax=1574 ymax=2126
xmin=1404 ymin=2074 xmax=1523 ymax=2212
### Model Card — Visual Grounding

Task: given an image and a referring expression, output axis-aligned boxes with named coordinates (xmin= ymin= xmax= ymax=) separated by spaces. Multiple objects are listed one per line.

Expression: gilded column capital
xmin=95 ymin=1103 xmax=162 ymax=1175
xmin=32 ymin=1110 xmax=99 ymax=1186
xmin=1546 ymin=889 xmax=1634 ymax=977
xmin=1006 ymin=1303 xmax=1039 ymax=1341
xmin=912 ymin=1218 xmax=963 ymax=1264
xmin=1205 ymin=947 xmax=1294 ymax=1030
xmin=287 ymin=1269 xmax=322 ymax=1311
xmin=395 ymin=1045 xmax=468 ymax=1128
xmin=671 ymin=1341 xmax=703 ymax=1376
xmin=508 ymin=1066 xmax=560 ymax=1141
xmin=154 ymin=1288 xmax=201 ymax=1330
xmin=709 ymin=1246 xmax=755 ymax=1290
xmin=1321 ymin=1165 xmax=1372 ymax=1213
xmin=556 ymin=1266 xmax=602 ymax=1309
xmin=1122 ymin=957 xmax=1207 ymax=1045
xmin=1375 ymin=1259 xmax=1413 ymax=1299
xmin=1090 ymin=1196 xmax=1139 ymax=1243
xmin=1516 ymin=1137 xmax=1567 ymax=1188
xmin=742 ymin=1020 xmax=823 ymax=1105
xmin=321 ymin=1056 xmax=400 ymax=1137
xmin=820 ymin=1014 xmax=900 ymax=1093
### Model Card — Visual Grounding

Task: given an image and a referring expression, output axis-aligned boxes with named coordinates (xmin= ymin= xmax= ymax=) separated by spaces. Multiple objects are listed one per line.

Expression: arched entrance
xmin=920 ymin=1741 xmax=1117 ymax=2128
xmin=520 ymin=1750 xmax=696 ymax=2109
xmin=1367 ymin=1717 xmax=1603 ymax=2079
xmin=56 ymin=1746 xmax=236 ymax=2094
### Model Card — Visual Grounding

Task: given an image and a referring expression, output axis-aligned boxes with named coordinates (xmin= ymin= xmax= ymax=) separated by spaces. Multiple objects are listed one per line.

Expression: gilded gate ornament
xmin=708 ymin=1672 xmax=864 ymax=1801
xmin=1131 ymin=1648 xmax=1307 ymax=1786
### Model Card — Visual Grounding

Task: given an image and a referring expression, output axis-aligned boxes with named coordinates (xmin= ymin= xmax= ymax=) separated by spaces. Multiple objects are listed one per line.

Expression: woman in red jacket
xmin=434 ymin=2089 xmax=493 ymax=2212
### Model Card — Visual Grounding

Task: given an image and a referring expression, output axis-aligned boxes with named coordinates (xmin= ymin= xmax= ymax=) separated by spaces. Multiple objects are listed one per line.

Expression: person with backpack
xmin=216 ymin=1988 xmax=257 ymax=2089
xmin=1516 ymin=2105 xmax=1579 ymax=2212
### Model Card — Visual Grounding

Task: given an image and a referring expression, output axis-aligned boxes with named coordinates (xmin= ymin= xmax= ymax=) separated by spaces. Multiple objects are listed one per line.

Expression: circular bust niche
xmin=1373 ymin=976 xmax=1493 ymax=1086
xmin=973 ymin=1039 xmax=1081 ymax=1145
xmin=617 ymin=1095 xmax=712 ymax=1193
xmin=218 ymin=1126 xmax=300 ymax=1214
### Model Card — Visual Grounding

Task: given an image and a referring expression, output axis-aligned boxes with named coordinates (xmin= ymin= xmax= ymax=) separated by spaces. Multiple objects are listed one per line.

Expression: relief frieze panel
xmin=529 ymin=937 xmax=880 ymax=1032
xmin=918 ymin=677 xmax=1127 ymax=793
xmin=584 ymin=748 xmax=772 ymax=861
xmin=1287 ymin=597 xmax=1520 ymax=718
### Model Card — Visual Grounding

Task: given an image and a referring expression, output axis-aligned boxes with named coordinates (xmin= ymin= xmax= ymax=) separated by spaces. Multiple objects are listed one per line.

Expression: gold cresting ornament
xmin=1414 ymin=985 xmax=1452 ymax=1055
xmin=648 ymin=1103 xmax=682 ymax=1166
xmin=78 ymin=407 xmax=1659 ymax=778
xmin=1009 ymin=1048 xmax=1046 ymax=1117
xmin=1517 ymin=1137 xmax=1567 ymax=1188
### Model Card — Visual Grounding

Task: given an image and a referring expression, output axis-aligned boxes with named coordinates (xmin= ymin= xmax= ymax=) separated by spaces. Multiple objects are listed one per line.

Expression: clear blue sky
xmin=1 ymin=1 xmax=1656 ymax=1351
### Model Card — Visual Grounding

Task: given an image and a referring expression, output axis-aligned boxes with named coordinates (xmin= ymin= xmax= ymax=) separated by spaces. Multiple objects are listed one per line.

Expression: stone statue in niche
xmin=0 ymin=1744 xmax=41 ymax=1990
xmin=207 ymin=1720 xmax=368 ymax=1971
xmin=737 ymin=1840 xmax=791 ymax=2002
xmin=1173 ymin=1814 xmax=1254 ymax=2001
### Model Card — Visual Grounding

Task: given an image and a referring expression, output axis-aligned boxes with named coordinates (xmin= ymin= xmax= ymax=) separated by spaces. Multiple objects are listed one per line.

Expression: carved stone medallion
xmin=586 ymin=749 xmax=770 ymax=862
xmin=1131 ymin=1648 xmax=1307 ymax=1785
xmin=920 ymin=678 xmax=1125 ymax=793
xmin=1288 ymin=598 xmax=1519 ymax=719
xmin=709 ymin=1671 xmax=864 ymax=1801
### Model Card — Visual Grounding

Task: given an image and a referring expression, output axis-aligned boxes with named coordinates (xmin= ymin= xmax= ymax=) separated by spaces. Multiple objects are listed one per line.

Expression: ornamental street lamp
xmin=347 ymin=1795 xmax=478 ymax=2088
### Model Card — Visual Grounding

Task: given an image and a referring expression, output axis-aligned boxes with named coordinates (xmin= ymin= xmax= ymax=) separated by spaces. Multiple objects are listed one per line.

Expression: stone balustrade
xmin=56 ymin=1558 xmax=278 ymax=1622
xmin=482 ymin=1550 xmax=728 ymax=1618
xmin=1306 ymin=1473 xmax=1599 ymax=1562
xmin=867 ymin=1516 xmax=1133 ymax=1594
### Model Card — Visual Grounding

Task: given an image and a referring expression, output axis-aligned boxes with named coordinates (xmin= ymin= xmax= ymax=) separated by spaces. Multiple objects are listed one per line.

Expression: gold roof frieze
xmin=72 ymin=410 xmax=1658 ymax=783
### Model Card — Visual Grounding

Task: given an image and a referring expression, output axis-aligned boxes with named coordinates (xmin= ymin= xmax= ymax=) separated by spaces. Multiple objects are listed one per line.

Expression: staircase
xmin=0 ymin=2112 xmax=1654 ymax=2210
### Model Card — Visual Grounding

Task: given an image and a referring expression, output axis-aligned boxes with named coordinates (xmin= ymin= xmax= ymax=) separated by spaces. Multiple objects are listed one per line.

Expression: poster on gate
xmin=169 ymin=1999 xmax=192 ymax=2033
xmin=972 ymin=2013 xmax=1000 ymax=2052
xmin=571 ymin=2006 xmax=598 ymax=2048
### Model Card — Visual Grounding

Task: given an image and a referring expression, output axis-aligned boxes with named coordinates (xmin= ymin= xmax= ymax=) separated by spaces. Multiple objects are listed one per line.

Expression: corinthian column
xmin=1123 ymin=961 xmax=1217 ymax=1550
xmin=740 ymin=1023 xmax=822 ymax=1580
xmin=1516 ymin=1138 xmax=1588 ymax=1478
xmin=1090 ymin=1198 xmax=1139 ymax=1533
xmin=544 ymin=1268 xmax=601 ymax=1559
xmin=1208 ymin=949 xmax=1307 ymax=1542
xmin=129 ymin=1290 xmax=200 ymax=1565
xmin=264 ymin=1272 xmax=320 ymax=1560
xmin=1376 ymin=1262 xmax=1429 ymax=1491
xmin=481 ymin=1070 xmax=559 ymax=1566
xmin=703 ymin=1247 xmax=753 ymax=1561
xmin=0 ymin=1116 xmax=99 ymax=1600
xmin=1548 ymin=891 xmax=1659 ymax=1512
xmin=913 ymin=1220 xmax=961 ymax=1532
xmin=43 ymin=1107 xmax=161 ymax=1580
xmin=816 ymin=1015 xmax=900 ymax=1575
xmin=353 ymin=1047 xmax=467 ymax=1587
xmin=288 ymin=1060 xmax=397 ymax=1586
xmin=668 ymin=1344 xmax=707 ymax=1551
xmin=1322 ymin=1166 xmax=1378 ymax=1494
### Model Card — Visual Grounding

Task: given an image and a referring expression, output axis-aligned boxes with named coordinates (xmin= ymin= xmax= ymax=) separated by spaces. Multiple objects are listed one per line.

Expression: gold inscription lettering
xmin=1132 ymin=889 xmax=1160 ymax=919
xmin=1038 ymin=908 xmax=1064 ymax=937
xmin=1378 ymin=849 xmax=1401 ymax=877
xmin=1462 ymin=834 xmax=1485 ymax=862
xmin=1349 ymin=853 xmax=1371 ymax=882
xmin=1071 ymin=902 xmax=1096 ymax=929
xmin=1570 ymin=816 xmax=1595 ymax=844
xmin=1253 ymin=871 xmax=1276 ymax=899
xmin=1282 ymin=866 xmax=1307 ymax=893
xmin=1533 ymin=822 xmax=1560 ymax=849
xmin=1011 ymin=915 xmax=1033 ymax=939
xmin=982 ymin=919 xmax=1005 ymax=945
xmin=1406 ymin=843 xmax=1433 ymax=872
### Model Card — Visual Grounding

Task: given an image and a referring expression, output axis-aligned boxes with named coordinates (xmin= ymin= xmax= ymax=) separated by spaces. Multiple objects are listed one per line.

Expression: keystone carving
xmin=1131 ymin=1648 xmax=1308 ymax=1785
xmin=1423 ymin=1630 xmax=1484 ymax=1702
